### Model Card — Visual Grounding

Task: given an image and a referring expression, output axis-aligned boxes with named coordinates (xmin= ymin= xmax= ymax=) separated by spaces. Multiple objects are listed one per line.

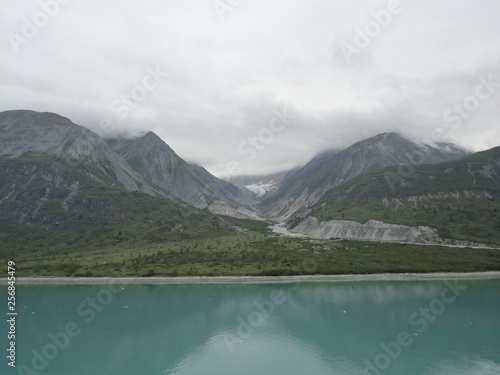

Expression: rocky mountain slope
xmin=289 ymin=147 xmax=500 ymax=245
xmin=0 ymin=110 xmax=257 ymax=219
xmin=0 ymin=110 xmax=157 ymax=194
xmin=110 ymin=132 xmax=258 ymax=218
xmin=0 ymin=151 xmax=236 ymax=261
xmin=259 ymin=133 xmax=469 ymax=220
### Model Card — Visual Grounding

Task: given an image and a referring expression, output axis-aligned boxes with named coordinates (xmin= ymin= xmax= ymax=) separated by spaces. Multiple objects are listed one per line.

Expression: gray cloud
xmin=1 ymin=0 xmax=499 ymax=177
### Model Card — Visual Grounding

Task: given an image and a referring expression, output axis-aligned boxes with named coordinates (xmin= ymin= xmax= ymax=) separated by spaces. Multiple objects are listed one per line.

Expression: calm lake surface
xmin=1 ymin=279 xmax=499 ymax=375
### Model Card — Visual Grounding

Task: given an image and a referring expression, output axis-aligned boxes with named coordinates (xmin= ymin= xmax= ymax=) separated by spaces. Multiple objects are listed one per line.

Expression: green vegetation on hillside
xmin=0 ymin=156 xmax=237 ymax=262
xmin=0 ymin=192 xmax=231 ymax=256
xmin=2 ymin=222 xmax=500 ymax=277
xmin=1 ymin=147 xmax=499 ymax=278
xmin=313 ymin=147 xmax=500 ymax=245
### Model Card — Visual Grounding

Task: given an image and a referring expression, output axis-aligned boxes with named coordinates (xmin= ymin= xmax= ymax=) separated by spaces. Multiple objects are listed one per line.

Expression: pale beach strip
xmin=2 ymin=272 xmax=500 ymax=285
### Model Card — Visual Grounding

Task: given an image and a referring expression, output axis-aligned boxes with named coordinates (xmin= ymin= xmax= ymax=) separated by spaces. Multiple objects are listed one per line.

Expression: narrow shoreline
xmin=2 ymin=272 xmax=500 ymax=285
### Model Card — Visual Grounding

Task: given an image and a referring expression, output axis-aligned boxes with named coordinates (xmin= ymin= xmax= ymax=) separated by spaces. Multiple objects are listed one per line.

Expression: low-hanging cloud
xmin=1 ymin=0 xmax=499 ymax=178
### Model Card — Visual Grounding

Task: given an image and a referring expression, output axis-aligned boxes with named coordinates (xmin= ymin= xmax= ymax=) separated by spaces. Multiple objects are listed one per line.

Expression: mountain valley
xmin=0 ymin=109 xmax=499 ymax=276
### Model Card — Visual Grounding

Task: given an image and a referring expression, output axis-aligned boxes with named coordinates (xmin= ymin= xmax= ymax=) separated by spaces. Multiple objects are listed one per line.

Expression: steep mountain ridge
xmin=259 ymin=133 xmax=469 ymax=219
xmin=111 ymin=132 xmax=259 ymax=218
xmin=0 ymin=110 xmax=258 ymax=218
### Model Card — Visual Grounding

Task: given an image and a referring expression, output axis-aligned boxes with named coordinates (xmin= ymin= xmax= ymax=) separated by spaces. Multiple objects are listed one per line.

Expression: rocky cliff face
xmin=288 ymin=216 xmax=491 ymax=247
xmin=290 ymin=216 xmax=441 ymax=243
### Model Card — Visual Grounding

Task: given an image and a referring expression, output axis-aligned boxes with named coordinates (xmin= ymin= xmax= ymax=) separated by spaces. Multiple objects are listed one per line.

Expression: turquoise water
xmin=1 ymin=279 xmax=499 ymax=375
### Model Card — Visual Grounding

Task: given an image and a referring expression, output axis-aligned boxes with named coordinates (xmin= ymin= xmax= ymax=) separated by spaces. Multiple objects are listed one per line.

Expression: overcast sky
xmin=1 ymin=0 xmax=499 ymax=177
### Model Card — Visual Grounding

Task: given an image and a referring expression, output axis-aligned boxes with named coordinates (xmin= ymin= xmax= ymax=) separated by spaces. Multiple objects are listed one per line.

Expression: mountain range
xmin=289 ymin=147 xmax=500 ymax=245
xmin=0 ymin=110 xmax=257 ymax=219
xmin=0 ymin=109 xmax=498 ymax=248
xmin=258 ymin=132 xmax=470 ymax=219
